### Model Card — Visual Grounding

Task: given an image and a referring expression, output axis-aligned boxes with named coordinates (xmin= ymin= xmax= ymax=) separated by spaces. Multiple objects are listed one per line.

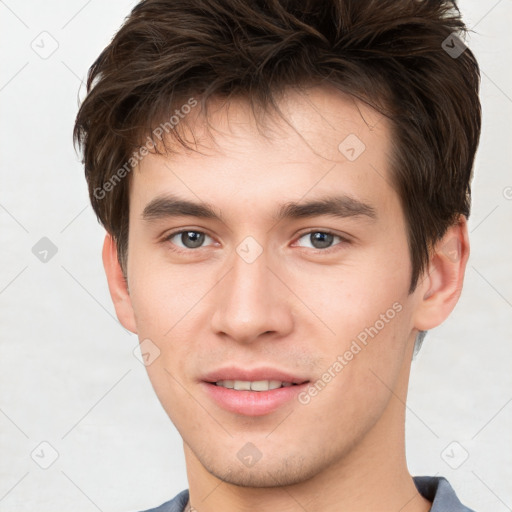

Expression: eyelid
xmin=162 ymin=227 xmax=351 ymax=253
xmin=161 ymin=228 xmax=216 ymax=252
xmin=292 ymin=228 xmax=350 ymax=251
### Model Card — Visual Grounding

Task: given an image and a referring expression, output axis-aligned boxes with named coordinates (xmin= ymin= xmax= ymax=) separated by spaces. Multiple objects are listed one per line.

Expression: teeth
xmin=215 ymin=379 xmax=295 ymax=391
xmin=235 ymin=380 xmax=251 ymax=391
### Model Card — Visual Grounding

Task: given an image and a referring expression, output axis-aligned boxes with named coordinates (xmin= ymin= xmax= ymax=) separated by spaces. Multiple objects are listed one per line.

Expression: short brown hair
xmin=74 ymin=0 xmax=481 ymax=292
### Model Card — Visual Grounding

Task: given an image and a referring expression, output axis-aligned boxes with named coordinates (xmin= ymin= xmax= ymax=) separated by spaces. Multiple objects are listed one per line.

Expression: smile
xmin=214 ymin=380 xmax=298 ymax=391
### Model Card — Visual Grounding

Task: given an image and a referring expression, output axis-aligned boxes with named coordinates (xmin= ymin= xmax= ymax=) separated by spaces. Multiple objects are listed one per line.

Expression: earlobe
xmin=413 ymin=216 xmax=470 ymax=331
xmin=102 ymin=233 xmax=138 ymax=334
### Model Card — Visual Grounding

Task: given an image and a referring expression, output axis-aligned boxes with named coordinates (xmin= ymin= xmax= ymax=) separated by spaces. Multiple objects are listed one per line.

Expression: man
xmin=73 ymin=0 xmax=481 ymax=510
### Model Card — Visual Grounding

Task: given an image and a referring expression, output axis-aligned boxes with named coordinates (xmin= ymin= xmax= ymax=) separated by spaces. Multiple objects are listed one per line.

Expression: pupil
xmin=311 ymin=232 xmax=333 ymax=249
xmin=179 ymin=232 xmax=333 ymax=250
xmin=182 ymin=231 xmax=204 ymax=248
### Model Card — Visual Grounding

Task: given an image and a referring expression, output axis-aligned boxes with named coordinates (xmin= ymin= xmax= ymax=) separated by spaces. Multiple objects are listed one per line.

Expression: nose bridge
xmin=210 ymin=237 xmax=293 ymax=343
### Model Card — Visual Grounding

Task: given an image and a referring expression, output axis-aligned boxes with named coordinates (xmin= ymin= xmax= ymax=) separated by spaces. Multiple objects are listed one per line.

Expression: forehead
xmin=130 ymin=85 xmax=396 ymax=220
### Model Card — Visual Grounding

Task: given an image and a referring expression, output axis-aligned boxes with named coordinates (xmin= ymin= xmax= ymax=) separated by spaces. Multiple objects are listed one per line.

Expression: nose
xmin=210 ymin=245 xmax=294 ymax=344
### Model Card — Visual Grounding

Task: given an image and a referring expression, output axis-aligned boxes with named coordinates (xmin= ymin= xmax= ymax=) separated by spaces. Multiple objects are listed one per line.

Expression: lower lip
xmin=201 ymin=382 xmax=309 ymax=416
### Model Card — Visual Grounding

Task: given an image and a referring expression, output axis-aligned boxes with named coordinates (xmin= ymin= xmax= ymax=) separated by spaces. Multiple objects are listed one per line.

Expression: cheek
xmin=304 ymin=304 xmax=412 ymax=444
xmin=143 ymin=360 xmax=201 ymax=440
xmin=127 ymin=251 xmax=209 ymax=391
xmin=296 ymin=246 xmax=410 ymax=344
xmin=127 ymin=243 xmax=206 ymax=335
xmin=296 ymin=241 xmax=413 ymax=406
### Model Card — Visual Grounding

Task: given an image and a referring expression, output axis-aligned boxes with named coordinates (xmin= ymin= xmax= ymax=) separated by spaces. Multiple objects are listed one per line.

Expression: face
xmin=123 ymin=85 xmax=422 ymax=487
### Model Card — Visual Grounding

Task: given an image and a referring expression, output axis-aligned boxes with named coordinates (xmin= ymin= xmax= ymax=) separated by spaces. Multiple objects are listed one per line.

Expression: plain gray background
xmin=0 ymin=1 xmax=511 ymax=511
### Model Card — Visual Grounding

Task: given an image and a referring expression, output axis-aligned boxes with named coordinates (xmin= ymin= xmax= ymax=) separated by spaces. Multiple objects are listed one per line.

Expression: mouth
xmin=200 ymin=368 xmax=310 ymax=416
xmin=210 ymin=379 xmax=302 ymax=391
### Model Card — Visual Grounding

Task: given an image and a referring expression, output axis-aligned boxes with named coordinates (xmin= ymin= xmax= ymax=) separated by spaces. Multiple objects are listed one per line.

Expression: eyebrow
xmin=142 ymin=193 xmax=377 ymax=224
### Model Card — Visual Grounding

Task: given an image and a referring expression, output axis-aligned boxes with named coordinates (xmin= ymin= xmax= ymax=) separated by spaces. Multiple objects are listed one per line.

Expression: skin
xmin=103 ymin=85 xmax=469 ymax=512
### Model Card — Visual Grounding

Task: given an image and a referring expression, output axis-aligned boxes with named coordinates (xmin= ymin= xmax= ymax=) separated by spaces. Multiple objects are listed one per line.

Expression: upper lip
xmin=201 ymin=366 xmax=309 ymax=384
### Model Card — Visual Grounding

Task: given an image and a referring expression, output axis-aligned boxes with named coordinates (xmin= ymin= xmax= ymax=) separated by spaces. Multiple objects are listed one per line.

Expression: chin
xmin=199 ymin=451 xmax=326 ymax=488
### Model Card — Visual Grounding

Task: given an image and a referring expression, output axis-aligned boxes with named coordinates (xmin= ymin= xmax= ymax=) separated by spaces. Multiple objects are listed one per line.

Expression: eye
xmin=163 ymin=229 xmax=348 ymax=254
xmin=165 ymin=230 xmax=215 ymax=250
xmin=295 ymin=230 xmax=347 ymax=251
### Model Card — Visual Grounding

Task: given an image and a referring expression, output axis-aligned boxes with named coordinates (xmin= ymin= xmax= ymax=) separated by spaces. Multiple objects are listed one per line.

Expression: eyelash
xmin=162 ymin=229 xmax=350 ymax=255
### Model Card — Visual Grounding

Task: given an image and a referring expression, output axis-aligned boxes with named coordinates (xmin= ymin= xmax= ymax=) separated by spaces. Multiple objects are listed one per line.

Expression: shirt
xmin=137 ymin=476 xmax=476 ymax=512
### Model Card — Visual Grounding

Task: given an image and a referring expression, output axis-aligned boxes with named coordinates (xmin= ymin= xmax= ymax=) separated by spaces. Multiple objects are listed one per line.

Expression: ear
xmin=102 ymin=233 xmax=137 ymax=333
xmin=413 ymin=215 xmax=470 ymax=331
